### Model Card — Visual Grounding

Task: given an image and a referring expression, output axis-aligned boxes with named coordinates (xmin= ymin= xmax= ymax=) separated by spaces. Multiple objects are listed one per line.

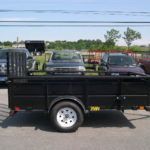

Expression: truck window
xmin=0 ymin=52 xmax=7 ymax=59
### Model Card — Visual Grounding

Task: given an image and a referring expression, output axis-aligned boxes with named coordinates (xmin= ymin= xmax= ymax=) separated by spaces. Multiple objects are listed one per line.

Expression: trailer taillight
xmin=15 ymin=106 xmax=21 ymax=111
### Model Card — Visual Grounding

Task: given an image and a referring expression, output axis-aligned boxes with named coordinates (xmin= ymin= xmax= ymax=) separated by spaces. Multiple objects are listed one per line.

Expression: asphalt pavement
xmin=0 ymin=89 xmax=150 ymax=150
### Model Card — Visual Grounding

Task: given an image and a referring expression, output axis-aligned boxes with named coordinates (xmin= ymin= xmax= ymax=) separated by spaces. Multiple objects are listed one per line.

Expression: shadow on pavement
xmin=1 ymin=103 xmax=149 ymax=132
xmin=83 ymin=111 xmax=136 ymax=129
xmin=0 ymin=103 xmax=137 ymax=132
xmin=124 ymin=112 xmax=150 ymax=122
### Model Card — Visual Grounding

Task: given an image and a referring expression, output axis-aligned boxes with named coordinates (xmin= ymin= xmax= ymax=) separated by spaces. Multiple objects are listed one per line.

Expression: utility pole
xmin=17 ymin=36 xmax=19 ymax=48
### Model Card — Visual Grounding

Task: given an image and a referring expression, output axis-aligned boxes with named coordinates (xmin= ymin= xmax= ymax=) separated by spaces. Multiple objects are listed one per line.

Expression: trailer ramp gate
xmin=7 ymin=51 xmax=27 ymax=78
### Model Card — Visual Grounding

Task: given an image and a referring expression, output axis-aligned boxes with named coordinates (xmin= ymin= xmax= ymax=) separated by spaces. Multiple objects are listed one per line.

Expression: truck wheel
xmin=50 ymin=101 xmax=84 ymax=132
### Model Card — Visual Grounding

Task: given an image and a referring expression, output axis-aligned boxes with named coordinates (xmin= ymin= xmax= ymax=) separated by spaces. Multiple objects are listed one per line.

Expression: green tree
xmin=104 ymin=29 xmax=121 ymax=47
xmin=3 ymin=41 xmax=12 ymax=47
xmin=47 ymin=39 xmax=103 ymax=50
xmin=123 ymin=27 xmax=142 ymax=49
xmin=0 ymin=41 xmax=3 ymax=46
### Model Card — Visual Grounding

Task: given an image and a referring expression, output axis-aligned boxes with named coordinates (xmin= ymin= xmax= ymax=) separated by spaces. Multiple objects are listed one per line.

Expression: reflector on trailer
xmin=15 ymin=106 xmax=21 ymax=111
xmin=139 ymin=106 xmax=145 ymax=110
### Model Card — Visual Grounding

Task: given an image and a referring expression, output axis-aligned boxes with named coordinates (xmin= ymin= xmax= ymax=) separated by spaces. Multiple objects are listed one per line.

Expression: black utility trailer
xmin=7 ymin=51 xmax=150 ymax=132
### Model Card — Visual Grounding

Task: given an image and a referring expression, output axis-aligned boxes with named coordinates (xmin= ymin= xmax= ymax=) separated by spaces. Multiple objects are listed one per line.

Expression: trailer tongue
xmin=7 ymin=51 xmax=150 ymax=132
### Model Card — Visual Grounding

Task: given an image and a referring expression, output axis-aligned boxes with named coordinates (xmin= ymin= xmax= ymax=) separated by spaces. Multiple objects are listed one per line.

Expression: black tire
xmin=50 ymin=101 xmax=84 ymax=132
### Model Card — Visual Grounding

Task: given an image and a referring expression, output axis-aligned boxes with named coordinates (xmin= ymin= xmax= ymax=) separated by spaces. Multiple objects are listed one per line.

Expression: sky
xmin=0 ymin=0 xmax=150 ymax=46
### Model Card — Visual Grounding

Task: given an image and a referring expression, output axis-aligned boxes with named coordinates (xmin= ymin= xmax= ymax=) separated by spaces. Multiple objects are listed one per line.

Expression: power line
xmin=0 ymin=21 xmax=150 ymax=23
xmin=1 ymin=9 xmax=150 ymax=17
xmin=0 ymin=25 xmax=150 ymax=27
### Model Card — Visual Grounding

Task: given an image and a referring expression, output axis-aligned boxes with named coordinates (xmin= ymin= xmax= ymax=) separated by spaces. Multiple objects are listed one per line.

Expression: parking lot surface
xmin=0 ymin=89 xmax=150 ymax=150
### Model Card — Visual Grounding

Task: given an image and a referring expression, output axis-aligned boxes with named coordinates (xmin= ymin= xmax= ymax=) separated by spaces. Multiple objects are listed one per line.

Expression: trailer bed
xmin=8 ymin=76 xmax=150 ymax=112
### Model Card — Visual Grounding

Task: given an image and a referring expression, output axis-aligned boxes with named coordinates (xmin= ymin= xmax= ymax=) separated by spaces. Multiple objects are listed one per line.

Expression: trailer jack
xmin=115 ymin=96 xmax=125 ymax=113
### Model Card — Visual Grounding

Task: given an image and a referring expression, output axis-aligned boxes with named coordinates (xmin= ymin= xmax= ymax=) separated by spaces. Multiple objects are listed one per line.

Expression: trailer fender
xmin=48 ymin=96 xmax=87 ymax=114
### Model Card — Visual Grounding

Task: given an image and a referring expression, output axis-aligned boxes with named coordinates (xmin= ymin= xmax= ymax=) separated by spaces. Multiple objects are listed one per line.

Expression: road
xmin=0 ymin=89 xmax=150 ymax=150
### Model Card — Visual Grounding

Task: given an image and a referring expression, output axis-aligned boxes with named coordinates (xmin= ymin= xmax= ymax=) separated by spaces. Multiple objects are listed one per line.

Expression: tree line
xmin=46 ymin=27 xmax=142 ymax=50
xmin=0 ymin=27 xmax=145 ymax=51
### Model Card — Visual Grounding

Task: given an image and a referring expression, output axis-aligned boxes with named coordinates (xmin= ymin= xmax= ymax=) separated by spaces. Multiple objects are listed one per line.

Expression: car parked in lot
xmin=99 ymin=53 xmax=146 ymax=76
xmin=138 ymin=53 xmax=150 ymax=74
xmin=44 ymin=50 xmax=86 ymax=75
xmin=0 ymin=48 xmax=38 ymax=83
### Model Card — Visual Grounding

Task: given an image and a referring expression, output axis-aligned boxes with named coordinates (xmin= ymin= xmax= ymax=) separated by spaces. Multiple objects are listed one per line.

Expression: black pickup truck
xmin=7 ymin=51 xmax=150 ymax=132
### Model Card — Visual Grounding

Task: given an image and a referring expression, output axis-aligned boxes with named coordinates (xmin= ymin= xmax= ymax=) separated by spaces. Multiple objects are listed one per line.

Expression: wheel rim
xmin=56 ymin=107 xmax=77 ymax=128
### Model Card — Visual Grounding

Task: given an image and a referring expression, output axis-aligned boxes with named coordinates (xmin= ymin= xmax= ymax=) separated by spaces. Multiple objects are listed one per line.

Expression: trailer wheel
xmin=50 ymin=101 xmax=84 ymax=132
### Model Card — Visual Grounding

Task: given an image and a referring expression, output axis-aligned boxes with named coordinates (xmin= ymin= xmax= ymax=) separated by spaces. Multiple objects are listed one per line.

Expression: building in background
xmin=12 ymin=41 xmax=25 ymax=48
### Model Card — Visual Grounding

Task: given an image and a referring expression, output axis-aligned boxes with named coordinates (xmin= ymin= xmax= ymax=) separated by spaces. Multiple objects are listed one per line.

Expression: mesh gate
xmin=7 ymin=51 xmax=27 ymax=78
